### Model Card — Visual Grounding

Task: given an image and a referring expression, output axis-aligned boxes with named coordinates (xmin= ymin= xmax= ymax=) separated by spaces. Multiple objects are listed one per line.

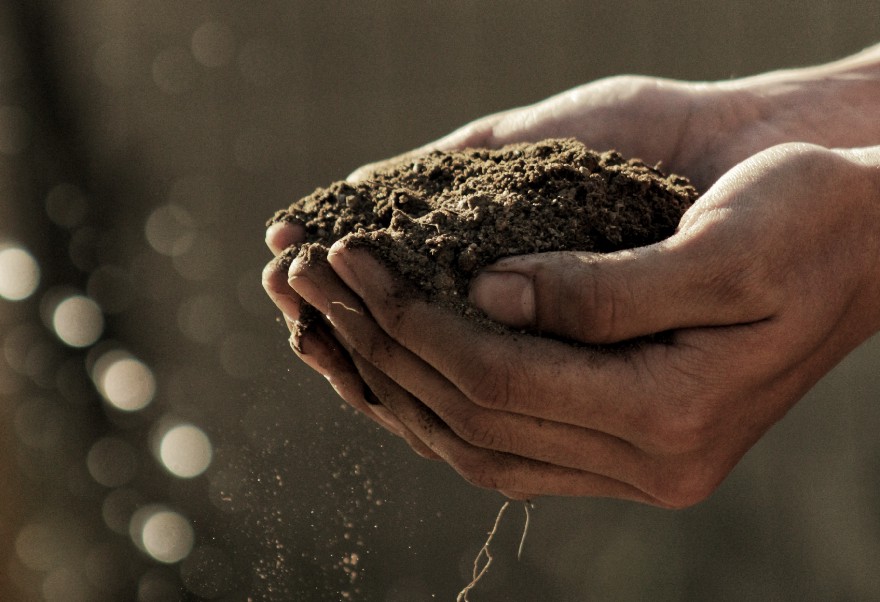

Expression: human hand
xmin=264 ymin=71 xmax=808 ymax=395
xmin=263 ymin=224 xmax=443 ymax=460
xmin=347 ymin=49 xmax=880 ymax=192
xmin=265 ymin=74 xmax=716 ymax=450
xmin=263 ymin=49 xmax=880 ymax=501
xmin=290 ymin=142 xmax=880 ymax=506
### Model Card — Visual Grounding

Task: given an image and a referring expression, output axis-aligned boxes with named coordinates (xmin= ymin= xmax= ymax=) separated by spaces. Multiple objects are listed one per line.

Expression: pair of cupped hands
xmin=264 ymin=70 xmax=880 ymax=508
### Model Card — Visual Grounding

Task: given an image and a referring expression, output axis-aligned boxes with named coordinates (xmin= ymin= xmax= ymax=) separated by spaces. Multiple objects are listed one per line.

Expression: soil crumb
xmin=269 ymin=138 xmax=698 ymax=328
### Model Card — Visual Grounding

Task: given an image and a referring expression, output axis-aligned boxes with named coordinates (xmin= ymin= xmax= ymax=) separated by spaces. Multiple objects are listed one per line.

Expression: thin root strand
xmin=456 ymin=500 xmax=533 ymax=602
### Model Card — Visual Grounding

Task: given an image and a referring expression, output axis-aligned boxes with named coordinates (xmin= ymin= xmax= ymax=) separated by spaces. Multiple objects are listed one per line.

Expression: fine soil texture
xmin=269 ymin=138 xmax=699 ymax=331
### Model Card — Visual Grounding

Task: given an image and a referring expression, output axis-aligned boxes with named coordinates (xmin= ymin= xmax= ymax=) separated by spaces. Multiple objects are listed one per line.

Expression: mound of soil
xmin=269 ymin=138 xmax=698 ymax=329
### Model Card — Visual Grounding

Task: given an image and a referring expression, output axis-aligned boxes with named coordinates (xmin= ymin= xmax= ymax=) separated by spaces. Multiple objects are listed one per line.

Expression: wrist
xmin=834 ymin=144 xmax=880 ymax=335
xmin=714 ymin=44 xmax=880 ymax=150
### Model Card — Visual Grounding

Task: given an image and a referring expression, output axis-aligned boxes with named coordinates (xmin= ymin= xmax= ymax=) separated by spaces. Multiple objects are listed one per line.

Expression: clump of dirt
xmin=269 ymin=138 xmax=698 ymax=328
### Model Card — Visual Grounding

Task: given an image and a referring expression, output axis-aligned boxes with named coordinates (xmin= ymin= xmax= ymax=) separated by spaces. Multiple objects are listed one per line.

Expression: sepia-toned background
xmin=1 ymin=1 xmax=879 ymax=600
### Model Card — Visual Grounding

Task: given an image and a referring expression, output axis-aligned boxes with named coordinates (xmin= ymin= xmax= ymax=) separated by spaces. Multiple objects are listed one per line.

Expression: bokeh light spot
xmin=0 ymin=357 xmax=22 ymax=396
xmin=177 ymin=294 xmax=225 ymax=344
xmin=191 ymin=21 xmax=235 ymax=68
xmin=102 ymin=488 xmax=144 ymax=535
xmin=172 ymin=234 xmax=221 ymax=281
xmin=93 ymin=351 xmax=157 ymax=412
xmin=87 ymin=437 xmax=139 ymax=487
xmin=15 ymin=522 xmax=64 ymax=572
xmin=0 ymin=245 xmax=40 ymax=301
xmin=51 ymin=295 xmax=104 ymax=347
xmin=159 ymin=423 xmax=213 ymax=478
xmin=13 ymin=397 xmax=63 ymax=450
xmin=134 ymin=508 xmax=195 ymax=564
xmin=45 ymin=183 xmax=88 ymax=228
xmin=145 ymin=204 xmax=195 ymax=256
xmin=42 ymin=566 xmax=92 ymax=602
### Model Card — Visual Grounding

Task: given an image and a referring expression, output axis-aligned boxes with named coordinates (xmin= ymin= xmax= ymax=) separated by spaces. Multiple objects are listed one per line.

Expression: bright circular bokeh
xmin=0 ymin=245 xmax=40 ymax=301
xmin=92 ymin=350 xmax=157 ymax=412
xmin=51 ymin=295 xmax=104 ymax=347
xmin=158 ymin=423 xmax=213 ymax=478
xmin=132 ymin=508 xmax=194 ymax=564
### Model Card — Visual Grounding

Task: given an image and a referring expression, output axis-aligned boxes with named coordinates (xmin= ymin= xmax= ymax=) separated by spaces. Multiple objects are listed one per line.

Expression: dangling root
xmin=518 ymin=501 xmax=531 ymax=561
xmin=456 ymin=501 xmax=533 ymax=602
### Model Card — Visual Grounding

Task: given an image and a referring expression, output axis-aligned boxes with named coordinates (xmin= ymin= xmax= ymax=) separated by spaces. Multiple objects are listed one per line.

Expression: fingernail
xmin=288 ymin=274 xmax=329 ymax=315
xmin=327 ymin=242 xmax=362 ymax=294
xmin=469 ymin=272 xmax=535 ymax=327
xmin=265 ymin=220 xmax=305 ymax=256
xmin=370 ymin=404 xmax=406 ymax=437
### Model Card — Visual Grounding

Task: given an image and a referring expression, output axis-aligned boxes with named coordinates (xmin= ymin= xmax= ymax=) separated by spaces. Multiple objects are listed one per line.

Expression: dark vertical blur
xmin=1 ymin=1 xmax=878 ymax=601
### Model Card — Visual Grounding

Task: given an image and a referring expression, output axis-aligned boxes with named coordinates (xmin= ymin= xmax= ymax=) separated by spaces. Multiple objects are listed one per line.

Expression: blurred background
xmin=1 ymin=1 xmax=879 ymax=600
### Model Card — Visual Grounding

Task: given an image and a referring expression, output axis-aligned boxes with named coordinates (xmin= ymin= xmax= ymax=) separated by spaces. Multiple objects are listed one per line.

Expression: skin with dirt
xmin=269 ymin=138 xmax=698 ymax=332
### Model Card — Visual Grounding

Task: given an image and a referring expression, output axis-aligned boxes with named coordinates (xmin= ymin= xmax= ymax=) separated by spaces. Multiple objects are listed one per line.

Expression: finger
xmin=290 ymin=316 xmax=409 ymax=438
xmin=297 ymin=255 xmax=685 ymax=503
xmin=348 ymin=354 xmax=442 ymax=461
xmin=265 ymin=220 xmax=305 ymax=256
xmin=305 ymin=248 xmax=666 ymax=481
xmin=327 ymin=244 xmax=656 ymax=438
xmin=288 ymin=251 xmax=444 ymax=457
xmin=499 ymin=491 xmax=534 ymax=501
xmin=467 ymin=207 xmax=778 ymax=344
xmin=265 ymin=249 xmax=387 ymax=429
xmin=266 ymin=241 xmax=409 ymax=438
xmin=346 ymin=82 xmax=669 ymax=182
xmin=262 ymin=255 xmax=304 ymax=321
xmin=349 ymin=350 xmax=658 ymax=503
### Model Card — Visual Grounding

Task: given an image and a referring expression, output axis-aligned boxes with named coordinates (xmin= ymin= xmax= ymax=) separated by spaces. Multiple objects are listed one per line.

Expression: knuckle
xmin=580 ymin=269 xmax=629 ymax=343
xmin=773 ymin=141 xmax=831 ymax=169
xmin=457 ymin=349 xmax=517 ymax=411
xmin=677 ymin=214 xmax=780 ymax=320
xmin=647 ymin=402 xmax=713 ymax=456
xmin=592 ymin=74 xmax=652 ymax=96
xmin=468 ymin=371 xmax=512 ymax=411
xmin=452 ymin=454 xmax=504 ymax=491
xmin=542 ymin=255 xmax=629 ymax=344
xmin=356 ymin=328 xmax=393 ymax=366
xmin=705 ymin=240 xmax=779 ymax=316
xmin=651 ymin=460 xmax=721 ymax=510
xmin=374 ymin=293 xmax=409 ymax=339
xmin=452 ymin=410 xmax=508 ymax=451
xmin=261 ymin=258 xmax=287 ymax=292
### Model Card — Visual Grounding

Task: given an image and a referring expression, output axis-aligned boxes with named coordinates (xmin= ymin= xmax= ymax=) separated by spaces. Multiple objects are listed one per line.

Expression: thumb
xmin=468 ymin=235 xmax=774 ymax=344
